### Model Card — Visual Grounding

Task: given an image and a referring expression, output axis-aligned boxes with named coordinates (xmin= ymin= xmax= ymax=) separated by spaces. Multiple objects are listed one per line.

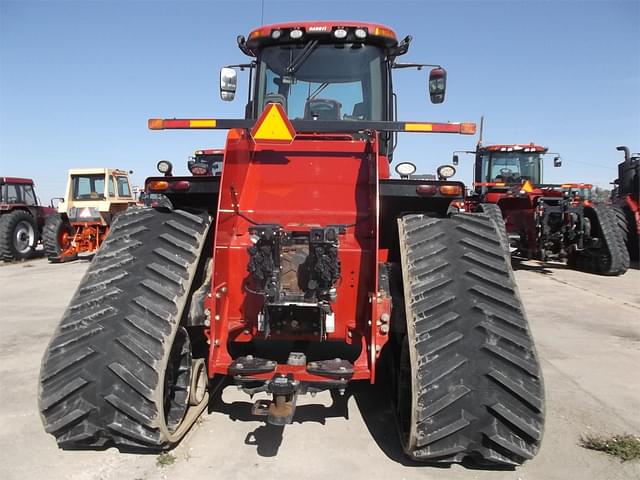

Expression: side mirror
xmin=452 ymin=154 xmax=459 ymax=166
xmin=220 ymin=67 xmax=237 ymax=101
xmin=428 ymin=67 xmax=447 ymax=104
xmin=553 ymin=156 xmax=562 ymax=167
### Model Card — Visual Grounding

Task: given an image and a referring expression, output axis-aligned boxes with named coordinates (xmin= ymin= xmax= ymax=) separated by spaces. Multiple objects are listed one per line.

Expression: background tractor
xmin=43 ymin=168 xmax=135 ymax=262
xmin=0 ymin=177 xmax=55 ymax=261
xmin=40 ymin=21 xmax=544 ymax=467
xmin=612 ymin=145 xmax=639 ymax=262
xmin=455 ymin=143 xmax=629 ymax=275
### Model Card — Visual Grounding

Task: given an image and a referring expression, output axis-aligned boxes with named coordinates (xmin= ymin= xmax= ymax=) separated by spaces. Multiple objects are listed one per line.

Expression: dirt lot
xmin=0 ymin=259 xmax=638 ymax=480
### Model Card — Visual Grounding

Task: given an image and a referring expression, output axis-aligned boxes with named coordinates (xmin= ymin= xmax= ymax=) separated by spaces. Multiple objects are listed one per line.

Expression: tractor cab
xmin=472 ymin=144 xmax=551 ymax=195
xmin=219 ymin=22 xmax=449 ymax=157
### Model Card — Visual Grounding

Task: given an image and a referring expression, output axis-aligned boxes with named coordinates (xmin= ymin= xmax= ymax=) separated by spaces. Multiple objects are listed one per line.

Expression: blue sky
xmin=1 ymin=0 xmax=638 ymax=201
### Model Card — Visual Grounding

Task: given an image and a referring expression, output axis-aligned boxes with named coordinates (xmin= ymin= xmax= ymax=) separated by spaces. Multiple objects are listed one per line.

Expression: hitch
xmin=252 ymin=373 xmax=299 ymax=425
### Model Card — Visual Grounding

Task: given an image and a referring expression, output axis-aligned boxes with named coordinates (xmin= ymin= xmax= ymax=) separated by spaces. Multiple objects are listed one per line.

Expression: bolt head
xmin=214 ymin=314 xmax=221 ymax=321
xmin=204 ymin=318 xmax=211 ymax=327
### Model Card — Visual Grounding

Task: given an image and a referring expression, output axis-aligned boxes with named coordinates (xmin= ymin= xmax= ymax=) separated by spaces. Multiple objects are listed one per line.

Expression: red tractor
xmin=0 ymin=177 xmax=55 ymax=261
xmin=40 ymin=22 xmax=544 ymax=466
xmin=612 ymin=146 xmax=639 ymax=262
xmin=456 ymin=143 xmax=629 ymax=275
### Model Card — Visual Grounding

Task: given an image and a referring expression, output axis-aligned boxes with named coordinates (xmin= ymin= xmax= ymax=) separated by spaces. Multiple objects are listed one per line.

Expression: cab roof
xmin=68 ymin=168 xmax=129 ymax=175
xmin=246 ymin=20 xmax=399 ymax=51
xmin=0 ymin=177 xmax=34 ymax=185
xmin=479 ymin=144 xmax=548 ymax=153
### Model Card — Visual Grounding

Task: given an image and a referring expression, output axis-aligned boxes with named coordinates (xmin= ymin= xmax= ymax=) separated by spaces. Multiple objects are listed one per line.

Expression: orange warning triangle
xmin=251 ymin=103 xmax=296 ymax=144
xmin=522 ymin=180 xmax=535 ymax=193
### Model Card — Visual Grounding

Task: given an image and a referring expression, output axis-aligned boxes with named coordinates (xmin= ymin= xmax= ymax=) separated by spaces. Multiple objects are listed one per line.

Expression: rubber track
xmin=615 ymin=205 xmax=639 ymax=261
xmin=398 ymin=213 xmax=544 ymax=465
xmin=571 ymin=204 xmax=629 ymax=276
xmin=479 ymin=203 xmax=510 ymax=255
xmin=39 ymin=206 xmax=211 ymax=450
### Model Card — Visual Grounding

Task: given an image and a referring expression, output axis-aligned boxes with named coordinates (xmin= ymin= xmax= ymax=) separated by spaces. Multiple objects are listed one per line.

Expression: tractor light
xmin=290 ymin=29 xmax=304 ymax=39
xmin=271 ymin=29 xmax=282 ymax=39
xmin=189 ymin=162 xmax=209 ymax=176
xmin=354 ymin=28 xmax=367 ymax=39
xmin=500 ymin=147 xmax=507 ymax=152
xmin=373 ymin=26 xmax=396 ymax=40
xmin=395 ymin=162 xmax=417 ymax=178
xmin=333 ymin=28 xmax=348 ymax=39
xmin=157 ymin=160 xmax=173 ymax=176
xmin=437 ymin=164 xmax=456 ymax=179
xmin=171 ymin=180 xmax=190 ymax=191
xmin=440 ymin=185 xmax=462 ymax=196
xmin=249 ymin=28 xmax=269 ymax=40
xmin=460 ymin=123 xmax=477 ymax=135
xmin=416 ymin=185 xmax=437 ymax=196
xmin=148 ymin=180 xmax=169 ymax=191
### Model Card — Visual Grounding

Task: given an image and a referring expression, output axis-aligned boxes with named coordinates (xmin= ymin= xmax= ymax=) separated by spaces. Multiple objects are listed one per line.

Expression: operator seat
xmin=304 ymin=98 xmax=342 ymax=120
xmin=263 ymin=93 xmax=287 ymax=113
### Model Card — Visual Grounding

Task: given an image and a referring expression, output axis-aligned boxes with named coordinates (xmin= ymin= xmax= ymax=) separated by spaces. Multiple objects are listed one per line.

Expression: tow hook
xmin=252 ymin=373 xmax=299 ymax=425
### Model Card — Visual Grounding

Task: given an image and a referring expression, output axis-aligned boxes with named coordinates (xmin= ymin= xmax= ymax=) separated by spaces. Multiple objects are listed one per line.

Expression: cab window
xmin=117 ymin=177 xmax=131 ymax=197
xmin=22 ymin=185 xmax=37 ymax=205
xmin=109 ymin=177 xmax=116 ymax=197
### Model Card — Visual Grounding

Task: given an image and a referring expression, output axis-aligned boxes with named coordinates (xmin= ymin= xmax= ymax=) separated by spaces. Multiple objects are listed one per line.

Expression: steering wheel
xmin=499 ymin=168 xmax=514 ymax=176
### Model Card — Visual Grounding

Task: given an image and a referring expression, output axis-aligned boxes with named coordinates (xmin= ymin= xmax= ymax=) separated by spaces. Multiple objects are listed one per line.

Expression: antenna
xmin=478 ymin=116 xmax=484 ymax=147
xmin=260 ymin=0 xmax=265 ymax=24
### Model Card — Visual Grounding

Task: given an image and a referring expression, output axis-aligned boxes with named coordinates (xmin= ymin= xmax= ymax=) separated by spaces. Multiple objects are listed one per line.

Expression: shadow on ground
xmin=206 ymin=377 xmax=513 ymax=471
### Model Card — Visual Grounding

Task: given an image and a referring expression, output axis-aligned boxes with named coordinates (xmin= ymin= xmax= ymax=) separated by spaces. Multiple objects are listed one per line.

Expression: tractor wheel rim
xmin=163 ymin=327 xmax=192 ymax=433
xmin=60 ymin=231 xmax=71 ymax=249
xmin=14 ymin=221 xmax=35 ymax=254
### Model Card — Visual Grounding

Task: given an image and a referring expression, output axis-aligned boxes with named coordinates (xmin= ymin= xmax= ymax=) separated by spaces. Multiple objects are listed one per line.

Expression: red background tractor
xmin=0 ymin=177 xmax=55 ymax=261
xmin=457 ymin=143 xmax=629 ymax=275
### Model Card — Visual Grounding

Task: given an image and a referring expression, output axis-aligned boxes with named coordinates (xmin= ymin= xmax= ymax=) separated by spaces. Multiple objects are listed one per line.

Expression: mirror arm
xmin=392 ymin=62 xmax=442 ymax=70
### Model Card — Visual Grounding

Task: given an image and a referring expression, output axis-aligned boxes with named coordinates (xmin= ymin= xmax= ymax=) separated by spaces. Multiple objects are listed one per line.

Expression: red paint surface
xmin=207 ymin=129 xmax=388 ymax=381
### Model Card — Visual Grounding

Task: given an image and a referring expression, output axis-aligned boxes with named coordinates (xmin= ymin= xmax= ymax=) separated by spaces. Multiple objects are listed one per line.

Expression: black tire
xmin=616 ymin=205 xmax=639 ymax=262
xmin=479 ymin=203 xmax=510 ymax=255
xmin=0 ymin=210 xmax=38 ymax=261
xmin=39 ymin=206 xmax=212 ymax=451
xmin=569 ymin=204 xmax=629 ymax=275
xmin=393 ymin=213 xmax=544 ymax=466
xmin=43 ymin=214 xmax=76 ymax=262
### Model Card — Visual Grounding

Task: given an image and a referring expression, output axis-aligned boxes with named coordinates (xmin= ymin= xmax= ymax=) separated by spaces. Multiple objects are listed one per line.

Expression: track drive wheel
xmin=568 ymin=204 xmax=629 ymax=275
xmin=39 ymin=206 xmax=212 ymax=451
xmin=393 ymin=213 xmax=545 ymax=466
xmin=0 ymin=210 xmax=38 ymax=261
xmin=43 ymin=214 xmax=77 ymax=262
